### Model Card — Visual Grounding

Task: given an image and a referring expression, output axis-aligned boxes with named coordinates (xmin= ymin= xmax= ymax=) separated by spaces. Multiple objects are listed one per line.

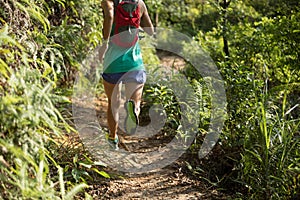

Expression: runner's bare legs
xmin=103 ymin=80 xmax=144 ymax=138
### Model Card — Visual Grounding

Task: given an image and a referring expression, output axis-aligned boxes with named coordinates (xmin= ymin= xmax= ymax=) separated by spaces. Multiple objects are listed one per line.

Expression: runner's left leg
xmin=103 ymin=80 xmax=122 ymax=139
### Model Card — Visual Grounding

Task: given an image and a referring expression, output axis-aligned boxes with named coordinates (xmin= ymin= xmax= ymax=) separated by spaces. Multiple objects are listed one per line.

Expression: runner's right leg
xmin=124 ymin=82 xmax=144 ymax=134
xmin=125 ymin=82 xmax=144 ymax=117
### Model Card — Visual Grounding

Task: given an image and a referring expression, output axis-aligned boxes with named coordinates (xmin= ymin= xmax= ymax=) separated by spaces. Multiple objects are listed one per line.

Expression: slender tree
xmin=218 ymin=0 xmax=231 ymax=58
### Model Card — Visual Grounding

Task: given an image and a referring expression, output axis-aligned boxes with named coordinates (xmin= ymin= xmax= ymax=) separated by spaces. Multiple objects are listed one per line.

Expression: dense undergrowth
xmin=1 ymin=0 xmax=299 ymax=199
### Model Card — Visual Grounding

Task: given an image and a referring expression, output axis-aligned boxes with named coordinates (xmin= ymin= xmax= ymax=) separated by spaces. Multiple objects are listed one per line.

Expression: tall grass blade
xmin=58 ymin=166 xmax=66 ymax=199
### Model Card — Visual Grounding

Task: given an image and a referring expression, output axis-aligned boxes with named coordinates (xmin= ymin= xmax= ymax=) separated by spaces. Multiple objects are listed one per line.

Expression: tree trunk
xmin=220 ymin=0 xmax=231 ymax=58
xmin=155 ymin=11 xmax=159 ymax=27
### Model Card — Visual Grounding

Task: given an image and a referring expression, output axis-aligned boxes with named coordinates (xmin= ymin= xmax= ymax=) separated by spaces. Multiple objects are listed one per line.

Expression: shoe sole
xmin=125 ymin=100 xmax=138 ymax=135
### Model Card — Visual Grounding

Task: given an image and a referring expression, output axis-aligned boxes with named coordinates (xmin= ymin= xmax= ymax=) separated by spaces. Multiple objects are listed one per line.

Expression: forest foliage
xmin=0 ymin=0 xmax=299 ymax=199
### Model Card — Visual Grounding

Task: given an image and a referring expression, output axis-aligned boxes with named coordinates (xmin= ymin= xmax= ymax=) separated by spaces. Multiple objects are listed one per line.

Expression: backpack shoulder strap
xmin=113 ymin=0 xmax=120 ymax=7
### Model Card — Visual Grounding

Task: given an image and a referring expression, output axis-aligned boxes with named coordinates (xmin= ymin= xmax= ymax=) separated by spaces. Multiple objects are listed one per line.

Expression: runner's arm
xmin=140 ymin=0 xmax=154 ymax=36
xmin=101 ymin=0 xmax=114 ymax=41
xmin=98 ymin=0 xmax=114 ymax=63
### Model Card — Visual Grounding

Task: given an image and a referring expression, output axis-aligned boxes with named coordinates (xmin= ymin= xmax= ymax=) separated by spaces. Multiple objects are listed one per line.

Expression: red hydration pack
xmin=112 ymin=0 xmax=140 ymax=48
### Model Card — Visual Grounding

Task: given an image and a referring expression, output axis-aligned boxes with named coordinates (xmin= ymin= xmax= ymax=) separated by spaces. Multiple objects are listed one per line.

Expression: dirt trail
xmin=88 ymin=167 xmax=227 ymax=200
xmin=72 ymin=52 xmax=228 ymax=199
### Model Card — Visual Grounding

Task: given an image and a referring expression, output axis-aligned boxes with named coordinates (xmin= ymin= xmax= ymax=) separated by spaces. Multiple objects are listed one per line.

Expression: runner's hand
xmin=98 ymin=42 xmax=109 ymax=63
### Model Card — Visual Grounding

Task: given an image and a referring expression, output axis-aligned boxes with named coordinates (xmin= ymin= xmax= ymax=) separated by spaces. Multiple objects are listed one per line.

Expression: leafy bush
xmin=190 ymin=2 xmax=300 ymax=198
xmin=237 ymin=86 xmax=300 ymax=199
xmin=0 ymin=0 xmax=105 ymax=197
xmin=0 ymin=25 xmax=88 ymax=198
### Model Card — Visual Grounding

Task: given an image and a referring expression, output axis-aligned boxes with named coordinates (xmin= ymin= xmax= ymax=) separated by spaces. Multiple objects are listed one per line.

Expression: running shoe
xmin=106 ymin=134 xmax=119 ymax=150
xmin=124 ymin=99 xmax=139 ymax=135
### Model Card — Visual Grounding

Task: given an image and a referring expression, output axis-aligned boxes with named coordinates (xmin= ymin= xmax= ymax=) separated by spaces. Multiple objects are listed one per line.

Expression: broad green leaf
xmin=92 ymin=168 xmax=110 ymax=178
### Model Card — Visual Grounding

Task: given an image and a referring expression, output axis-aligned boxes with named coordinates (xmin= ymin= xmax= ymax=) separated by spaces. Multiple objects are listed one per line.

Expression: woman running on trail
xmin=98 ymin=0 xmax=154 ymax=150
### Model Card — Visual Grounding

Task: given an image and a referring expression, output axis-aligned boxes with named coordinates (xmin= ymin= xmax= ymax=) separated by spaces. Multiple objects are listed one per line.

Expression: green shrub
xmin=0 ymin=4 xmax=88 ymax=197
